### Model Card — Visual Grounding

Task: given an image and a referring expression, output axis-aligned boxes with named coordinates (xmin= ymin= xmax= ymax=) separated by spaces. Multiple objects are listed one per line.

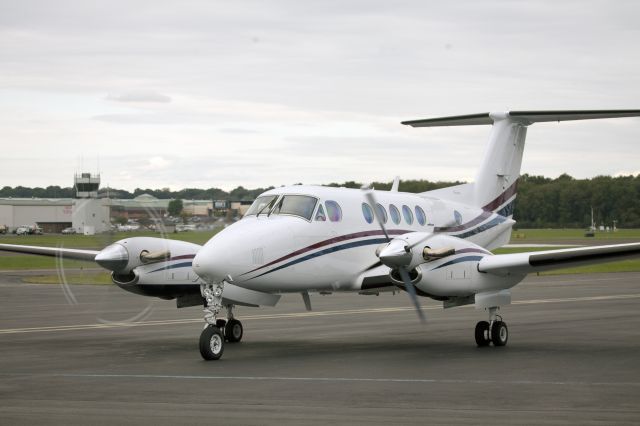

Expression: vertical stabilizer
xmin=473 ymin=113 xmax=527 ymax=215
xmin=402 ymin=109 xmax=640 ymax=215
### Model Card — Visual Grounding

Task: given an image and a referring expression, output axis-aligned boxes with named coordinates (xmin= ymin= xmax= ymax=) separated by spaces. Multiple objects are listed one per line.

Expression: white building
xmin=0 ymin=198 xmax=73 ymax=233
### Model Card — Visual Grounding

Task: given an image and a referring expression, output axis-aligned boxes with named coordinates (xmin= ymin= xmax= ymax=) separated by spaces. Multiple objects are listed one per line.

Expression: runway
xmin=1 ymin=272 xmax=640 ymax=425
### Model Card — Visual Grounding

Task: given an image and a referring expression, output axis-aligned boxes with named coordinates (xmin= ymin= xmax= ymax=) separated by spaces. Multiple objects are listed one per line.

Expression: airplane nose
xmin=193 ymin=244 xmax=228 ymax=284
xmin=95 ymin=243 xmax=129 ymax=272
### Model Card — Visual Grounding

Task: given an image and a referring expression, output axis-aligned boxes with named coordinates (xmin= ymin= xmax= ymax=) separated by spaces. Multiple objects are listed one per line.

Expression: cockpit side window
xmin=325 ymin=200 xmax=342 ymax=222
xmin=315 ymin=204 xmax=326 ymax=221
xmin=272 ymin=195 xmax=318 ymax=221
xmin=245 ymin=195 xmax=278 ymax=216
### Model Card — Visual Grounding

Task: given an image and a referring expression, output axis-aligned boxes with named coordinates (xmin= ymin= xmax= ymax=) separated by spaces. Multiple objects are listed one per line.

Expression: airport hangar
xmin=0 ymin=173 xmax=252 ymax=234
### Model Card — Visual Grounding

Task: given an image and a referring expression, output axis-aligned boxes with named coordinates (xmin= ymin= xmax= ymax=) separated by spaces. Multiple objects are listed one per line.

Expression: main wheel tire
xmin=475 ymin=321 xmax=490 ymax=347
xmin=225 ymin=319 xmax=243 ymax=343
xmin=216 ymin=319 xmax=227 ymax=328
xmin=491 ymin=321 xmax=508 ymax=347
xmin=199 ymin=326 xmax=224 ymax=360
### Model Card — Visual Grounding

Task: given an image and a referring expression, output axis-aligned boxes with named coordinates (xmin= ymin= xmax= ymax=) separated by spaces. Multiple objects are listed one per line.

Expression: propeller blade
xmin=364 ymin=190 xmax=390 ymax=242
xmin=361 ymin=260 xmax=383 ymax=273
xmin=398 ymin=266 xmax=426 ymax=324
xmin=406 ymin=233 xmax=433 ymax=251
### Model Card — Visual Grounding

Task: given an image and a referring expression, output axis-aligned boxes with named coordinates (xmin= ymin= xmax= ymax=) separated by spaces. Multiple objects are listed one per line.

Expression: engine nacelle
xmin=388 ymin=234 xmax=524 ymax=298
xmin=105 ymin=237 xmax=202 ymax=282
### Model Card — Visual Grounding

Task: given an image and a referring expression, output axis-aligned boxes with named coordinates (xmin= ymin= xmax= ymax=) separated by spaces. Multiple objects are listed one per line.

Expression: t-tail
xmin=403 ymin=110 xmax=640 ymax=215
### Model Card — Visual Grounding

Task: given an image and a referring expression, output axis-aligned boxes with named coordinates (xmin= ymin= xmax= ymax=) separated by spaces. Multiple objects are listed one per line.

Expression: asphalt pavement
xmin=1 ymin=271 xmax=640 ymax=425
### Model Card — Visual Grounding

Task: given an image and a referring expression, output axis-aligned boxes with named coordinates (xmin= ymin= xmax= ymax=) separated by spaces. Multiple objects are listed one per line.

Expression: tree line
xmin=1 ymin=173 xmax=638 ymax=227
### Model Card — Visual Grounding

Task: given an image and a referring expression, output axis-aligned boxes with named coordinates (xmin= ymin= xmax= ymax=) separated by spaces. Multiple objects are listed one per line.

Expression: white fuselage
xmin=193 ymin=185 xmax=515 ymax=294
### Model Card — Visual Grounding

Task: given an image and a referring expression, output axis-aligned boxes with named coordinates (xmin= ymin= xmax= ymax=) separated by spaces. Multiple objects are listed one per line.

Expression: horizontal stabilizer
xmin=402 ymin=110 xmax=640 ymax=127
xmin=478 ymin=243 xmax=640 ymax=276
xmin=0 ymin=243 xmax=99 ymax=261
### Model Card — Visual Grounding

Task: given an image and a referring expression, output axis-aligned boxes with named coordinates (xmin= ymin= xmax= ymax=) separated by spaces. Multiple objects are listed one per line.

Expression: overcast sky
xmin=1 ymin=0 xmax=639 ymax=192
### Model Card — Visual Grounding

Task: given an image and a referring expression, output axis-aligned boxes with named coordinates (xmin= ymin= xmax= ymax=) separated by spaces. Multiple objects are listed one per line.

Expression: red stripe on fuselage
xmin=434 ymin=180 xmax=518 ymax=233
xmin=240 ymin=229 xmax=411 ymax=276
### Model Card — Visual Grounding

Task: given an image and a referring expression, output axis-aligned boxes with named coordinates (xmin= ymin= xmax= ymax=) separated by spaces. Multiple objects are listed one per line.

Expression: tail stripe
xmin=482 ymin=180 xmax=518 ymax=212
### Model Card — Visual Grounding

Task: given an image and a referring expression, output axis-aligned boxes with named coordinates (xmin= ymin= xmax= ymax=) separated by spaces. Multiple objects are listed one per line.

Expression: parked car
xmin=61 ymin=227 xmax=76 ymax=235
xmin=15 ymin=226 xmax=31 ymax=235
xmin=0 ymin=225 xmax=7 ymax=234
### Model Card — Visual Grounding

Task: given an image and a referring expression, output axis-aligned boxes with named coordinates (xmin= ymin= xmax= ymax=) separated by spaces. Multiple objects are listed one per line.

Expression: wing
xmin=0 ymin=243 xmax=98 ymax=261
xmin=478 ymin=243 xmax=640 ymax=276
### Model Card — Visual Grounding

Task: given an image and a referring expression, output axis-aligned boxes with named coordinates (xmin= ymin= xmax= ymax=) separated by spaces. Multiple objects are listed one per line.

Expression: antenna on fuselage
xmin=391 ymin=176 xmax=400 ymax=192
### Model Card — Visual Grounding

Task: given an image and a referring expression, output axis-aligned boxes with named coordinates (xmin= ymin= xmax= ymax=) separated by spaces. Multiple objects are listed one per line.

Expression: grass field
xmin=22 ymin=272 xmax=112 ymax=285
xmin=510 ymin=228 xmax=640 ymax=241
xmin=1 ymin=228 xmax=639 ymax=278
xmin=0 ymin=229 xmax=221 ymax=249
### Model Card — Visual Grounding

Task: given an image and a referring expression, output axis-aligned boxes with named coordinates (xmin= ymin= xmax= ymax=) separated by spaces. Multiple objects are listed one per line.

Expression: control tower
xmin=74 ymin=172 xmax=100 ymax=198
xmin=71 ymin=172 xmax=110 ymax=234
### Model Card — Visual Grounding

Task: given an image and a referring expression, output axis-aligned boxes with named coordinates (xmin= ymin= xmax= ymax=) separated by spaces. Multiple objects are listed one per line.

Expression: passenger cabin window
xmin=415 ymin=206 xmax=426 ymax=225
xmin=389 ymin=204 xmax=400 ymax=225
xmin=362 ymin=202 xmax=374 ymax=224
xmin=315 ymin=204 xmax=326 ymax=221
xmin=375 ymin=203 xmax=388 ymax=224
xmin=402 ymin=205 xmax=413 ymax=225
xmin=325 ymin=200 xmax=342 ymax=222
xmin=272 ymin=195 xmax=318 ymax=221
xmin=245 ymin=195 xmax=278 ymax=216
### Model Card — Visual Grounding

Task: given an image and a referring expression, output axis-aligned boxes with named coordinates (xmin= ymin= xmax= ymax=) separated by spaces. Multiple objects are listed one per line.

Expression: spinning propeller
xmin=363 ymin=189 xmax=426 ymax=323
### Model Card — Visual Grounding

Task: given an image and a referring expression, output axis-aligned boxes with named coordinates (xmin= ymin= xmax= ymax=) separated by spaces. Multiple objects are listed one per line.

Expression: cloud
xmin=1 ymin=1 xmax=639 ymax=191
xmin=92 ymin=113 xmax=172 ymax=124
xmin=614 ymin=171 xmax=640 ymax=177
xmin=106 ymin=91 xmax=171 ymax=103
xmin=141 ymin=156 xmax=172 ymax=171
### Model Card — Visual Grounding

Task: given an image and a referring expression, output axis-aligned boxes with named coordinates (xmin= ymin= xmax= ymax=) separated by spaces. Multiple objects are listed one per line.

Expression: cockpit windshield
xmin=271 ymin=195 xmax=318 ymax=221
xmin=244 ymin=195 xmax=278 ymax=217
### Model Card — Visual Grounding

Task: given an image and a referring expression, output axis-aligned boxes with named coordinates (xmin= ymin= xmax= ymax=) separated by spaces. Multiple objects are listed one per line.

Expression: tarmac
xmin=1 ymin=271 xmax=640 ymax=425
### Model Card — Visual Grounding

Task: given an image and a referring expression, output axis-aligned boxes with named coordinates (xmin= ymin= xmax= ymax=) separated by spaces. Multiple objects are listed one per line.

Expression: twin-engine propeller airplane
xmin=2 ymin=110 xmax=640 ymax=361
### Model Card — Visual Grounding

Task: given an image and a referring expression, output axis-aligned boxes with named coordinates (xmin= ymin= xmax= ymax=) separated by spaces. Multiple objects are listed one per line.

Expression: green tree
xmin=167 ymin=199 xmax=183 ymax=217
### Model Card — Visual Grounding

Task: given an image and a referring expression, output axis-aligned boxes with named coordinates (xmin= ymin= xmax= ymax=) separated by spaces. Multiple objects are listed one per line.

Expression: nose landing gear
xmin=199 ymin=283 xmax=244 ymax=360
xmin=199 ymin=324 xmax=224 ymax=360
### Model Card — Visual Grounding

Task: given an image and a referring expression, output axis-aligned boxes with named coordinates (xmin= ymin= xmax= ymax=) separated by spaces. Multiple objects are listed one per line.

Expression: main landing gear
xmin=474 ymin=307 xmax=508 ymax=347
xmin=199 ymin=282 xmax=244 ymax=361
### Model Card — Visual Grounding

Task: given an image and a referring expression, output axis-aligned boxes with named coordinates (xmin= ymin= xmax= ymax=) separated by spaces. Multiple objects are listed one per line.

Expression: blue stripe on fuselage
xmin=250 ymin=238 xmax=388 ymax=280
xmin=449 ymin=215 xmax=507 ymax=239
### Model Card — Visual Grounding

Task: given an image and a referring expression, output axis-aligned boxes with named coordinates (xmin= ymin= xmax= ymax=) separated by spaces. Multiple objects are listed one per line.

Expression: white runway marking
xmin=2 ymin=372 xmax=640 ymax=387
xmin=1 ymin=293 xmax=640 ymax=335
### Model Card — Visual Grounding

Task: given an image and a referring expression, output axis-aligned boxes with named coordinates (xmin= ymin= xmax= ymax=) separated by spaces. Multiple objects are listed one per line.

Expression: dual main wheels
xmin=199 ymin=319 xmax=244 ymax=360
xmin=475 ymin=320 xmax=508 ymax=347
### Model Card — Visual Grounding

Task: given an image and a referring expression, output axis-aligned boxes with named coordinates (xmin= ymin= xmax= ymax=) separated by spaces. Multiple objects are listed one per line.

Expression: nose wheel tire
xmin=475 ymin=321 xmax=491 ymax=347
xmin=199 ymin=325 xmax=224 ymax=360
xmin=491 ymin=321 xmax=508 ymax=346
xmin=225 ymin=319 xmax=243 ymax=343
